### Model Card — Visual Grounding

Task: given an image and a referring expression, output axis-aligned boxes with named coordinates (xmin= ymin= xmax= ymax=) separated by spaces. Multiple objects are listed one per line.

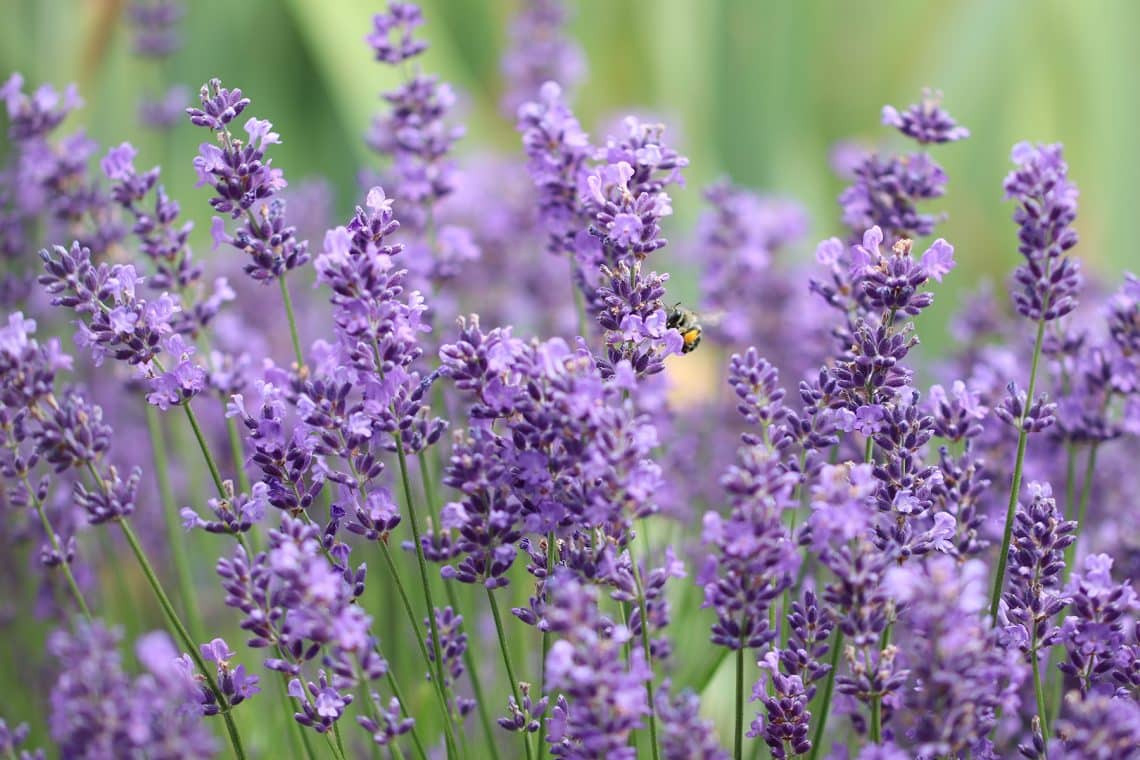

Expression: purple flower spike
xmin=1004 ymin=142 xmax=1081 ymax=322
xmin=365 ymin=2 xmax=428 ymax=64
xmin=881 ymin=89 xmax=970 ymax=144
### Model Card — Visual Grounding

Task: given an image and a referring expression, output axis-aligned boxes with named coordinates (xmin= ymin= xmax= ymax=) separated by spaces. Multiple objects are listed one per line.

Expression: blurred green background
xmin=3 ymin=0 xmax=1139 ymax=753
xmin=3 ymin=0 xmax=1137 ymax=341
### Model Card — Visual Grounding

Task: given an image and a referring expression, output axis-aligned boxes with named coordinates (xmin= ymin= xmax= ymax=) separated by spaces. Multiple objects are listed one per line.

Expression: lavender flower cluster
xmin=1 ymin=2 xmax=1138 ymax=760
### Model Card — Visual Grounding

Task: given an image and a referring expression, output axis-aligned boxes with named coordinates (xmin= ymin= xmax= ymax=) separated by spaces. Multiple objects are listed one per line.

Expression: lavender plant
xmin=1 ymin=2 xmax=1138 ymax=760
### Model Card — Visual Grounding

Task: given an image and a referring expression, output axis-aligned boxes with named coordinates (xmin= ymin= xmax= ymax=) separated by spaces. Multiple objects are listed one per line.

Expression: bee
xmin=666 ymin=304 xmax=704 ymax=354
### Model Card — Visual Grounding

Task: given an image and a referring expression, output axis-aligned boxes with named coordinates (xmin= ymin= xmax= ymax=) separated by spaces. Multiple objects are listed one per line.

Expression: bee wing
xmin=700 ymin=309 xmax=727 ymax=327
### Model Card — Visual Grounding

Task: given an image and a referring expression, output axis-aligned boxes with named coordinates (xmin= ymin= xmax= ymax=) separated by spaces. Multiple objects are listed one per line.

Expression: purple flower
xmin=48 ymin=620 xmax=215 ymax=758
xmin=126 ymin=0 xmax=184 ymax=58
xmin=358 ymin=695 xmax=415 ymax=746
xmin=701 ymin=351 xmax=799 ymax=650
xmin=544 ymin=571 xmax=650 ymax=758
xmin=517 ymin=81 xmax=592 ymax=255
xmin=1004 ymin=142 xmax=1081 ymax=322
xmin=884 ymin=557 xmax=1025 ymax=755
xmin=181 ymin=481 xmax=267 ymax=535
xmin=1059 ymin=553 xmax=1138 ymax=696
xmin=1 ymin=73 xmax=82 ymax=141
xmin=1000 ymin=482 xmax=1075 ymax=659
xmin=424 ymin=606 xmax=476 ymax=717
xmin=188 ymin=79 xmax=307 ymax=282
xmin=365 ymin=2 xmax=427 ymax=63
xmin=0 ymin=717 xmax=41 ymax=760
xmin=1048 ymin=691 xmax=1140 ymax=759
xmin=749 ymin=590 xmax=834 ymax=759
xmin=139 ymin=85 xmax=190 ymax=130
xmin=655 ymin=684 xmax=726 ymax=760
xmin=289 ymin=671 xmax=354 ymax=734
xmin=196 ymin=638 xmax=260 ymax=714
xmin=501 ymin=0 xmax=585 ymax=115
xmin=880 ymin=89 xmax=970 ymax=144
xmin=695 ymin=181 xmax=810 ymax=353
xmin=838 ymin=92 xmax=966 ymax=242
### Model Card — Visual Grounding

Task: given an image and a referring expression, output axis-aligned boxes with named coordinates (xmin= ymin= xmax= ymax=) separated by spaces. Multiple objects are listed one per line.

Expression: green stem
xmin=333 ymin=721 xmax=348 ymax=760
xmin=1032 ymin=641 xmax=1049 ymax=741
xmin=324 ymin=733 xmax=347 ymax=760
xmin=486 ymin=587 xmax=534 ymax=760
xmin=417 ymin=446 xmax=499 ymax=760
xmin=1063 ymin=444 xmax=1099 ymax=585
xmin=226 ymin=415 xmax=252 ymax=495
xmin=630 ymin=533 xmax=660 ymax=760
xmin=990 ymin=317 xmax=1047 ymax=622
xmin=535 ymin=531 xmax=556 ymax=760
xmin=183 ymin=403 xmax=226 ymax=497
xmin=375 ymin=539 xmax=458 ymax=757
xmin=118 ymin=520 xmax=246 ymax=760
xmin=807 ymin=630 xmax=844 ymax=760
xmin=23 ymin=474 xmax=93 ymax=621
xmin=145 ymin=403 xmax=203 ymax=639
xmin=869 ymin=623 xmax=892 ymax=744
xmin=386 ymin=669 xmax=430 ymax=760
xmin=275 ymin=664 xmax=318 ymax=760
xmin=443 ymin=577 xmax=501 ymax=760
xmin=392 ymin=432 xmax=458 ymax=758
xmin=278 ymin=274 xmax=306 ymax=371
xmin=734 ymin=645 xmax=745 ymax=760
xmin=1050 ymin=443 xmax=1102 ymax=727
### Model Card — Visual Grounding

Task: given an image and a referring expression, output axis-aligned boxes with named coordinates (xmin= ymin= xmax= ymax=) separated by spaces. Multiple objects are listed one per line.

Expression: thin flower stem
xmin=375 ymin=539 xmax=458 ymax=757
xmin=145 ymin=403 xmax=203 ymax=640
xmin=324 ymin=732 xmax=347 ymax=760
xmin=1063 ymin=443 xmax=1099 ymax=585
xmin=535 ymin=530 xmax=556 ymax=760
xmin=442 ymin=574 xmax=502 ymax=760
xmin=415 ymin=452 xmax=492 ymax=760
xmin=1050 ymin=442 xmax=1102 ymax=726
xmin=868 ymin=622 xmax=892 ymax=743
xmin=416 ymin=452 xmax=499 ymax=758
xmin=392 ymin=432 xmax=459 ymax=758
xmin=333 ymin=721 xmax=348 ymax=760
xmin=1032 ymin=639 xmax=1050 ymax=740
xmin=226 ymin=415 xmax=252 ymax=495
xmin=183 ymin=402 xmax=226 ymax=497
xmin=990 ymin=317 xmax=1047 ymax=622
xmin=274 ymin=664 xmax=318 ymax=760
xmin=486 ymin=587 xmax=534 ymax=760
xmin=807 ymin=629 xmax=844 ymax=760
xmin=22 ymin=473 xmax=93 ymax=621
xmin=278 ymin=274 xmax=306 ymax=372
xmin=385 ymin=668 xmax=430 ymax=760
xmin=117 ymin=519 xmax=246 ymax=760
xmin=630 ymin=531 xmax=661 ymax=760
xmin=734 ymin=645 xmax=745 ymax=760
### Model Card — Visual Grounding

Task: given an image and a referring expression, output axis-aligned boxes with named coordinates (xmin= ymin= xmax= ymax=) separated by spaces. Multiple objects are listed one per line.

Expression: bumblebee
xmin=666 ymin=304 xmax=703 ymax=354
